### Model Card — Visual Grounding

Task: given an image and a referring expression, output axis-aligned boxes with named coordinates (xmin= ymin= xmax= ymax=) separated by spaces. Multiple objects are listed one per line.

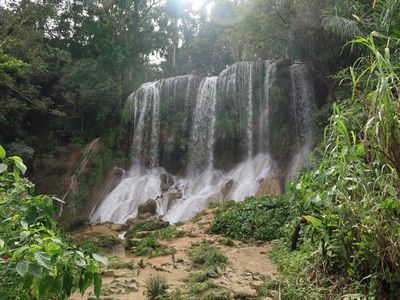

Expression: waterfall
xmin=150 ymin=84 xmax=161 ymax=168
xmin=131 ymin=86 xmax=149 ymax=166
xmin=90 ymin=60 xmax=317 ymax=224
xmin=287 ymin=63 xmax=314 ymax=179
xmin=245 ymin=63 xmax=254 ymax=157
xmin=188 ymin=77 xmax=218 ymax=174
xmin=259 ymin=60 xmax=277 ymax=153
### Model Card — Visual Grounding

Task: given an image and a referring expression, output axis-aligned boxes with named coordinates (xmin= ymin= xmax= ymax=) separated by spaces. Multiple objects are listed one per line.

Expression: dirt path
xmin=70 ymin=210 xmax=279 ymax=299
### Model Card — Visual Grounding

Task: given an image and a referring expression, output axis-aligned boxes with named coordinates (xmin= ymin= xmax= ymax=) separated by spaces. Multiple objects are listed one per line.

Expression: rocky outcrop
xmin=160 ymin=173 xmax=174 ymax=192
xmin=220 ymin=179 xmax=237 ymax=199
xmin=255 ymin=176 xmax=282 ymax=196
xmin=167 ymin=192 xmax=182 ymax=209
xmin=137 ymin=199 xmax=157 ymax=219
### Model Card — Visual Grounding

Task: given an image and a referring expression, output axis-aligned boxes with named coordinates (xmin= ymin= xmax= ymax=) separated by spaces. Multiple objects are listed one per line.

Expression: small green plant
xmin=144 ymin=275 xmax=169 ymax=299
xmin=189 ymin=281 xmax=219 ymax=295
xmin=127 ymin=235 xmax=177 ymax=257
xmin=189 ymin=240 xmax=228 ymax=269
xmin=218 ymin=238 xmax=235 ymax=247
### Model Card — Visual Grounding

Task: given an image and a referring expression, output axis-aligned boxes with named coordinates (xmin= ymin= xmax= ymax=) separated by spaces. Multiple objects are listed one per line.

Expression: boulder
xmin=137 ymin=199 xmax=157 ymax=217
xmin=167 ymin=191 xmax=182 ymax=209
xmin=255 ymin=176 xmax=282 ymax=196
xmin=95 ymin=235 xmax=121 ymax=248
xmin=137 ymin=212 xmax=153 ymax=220
xmin=160 ymin=173 xmax=174 ymax=192
xmin=220 ymin=179 xmax=237 ymax=200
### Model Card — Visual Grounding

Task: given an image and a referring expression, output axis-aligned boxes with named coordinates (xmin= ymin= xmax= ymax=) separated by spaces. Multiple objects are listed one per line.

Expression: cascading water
xmin=90 ymin=60 xmax=316 ymax=224
xmin=287 ymin=63 xmax=314 ymax=179
xmin=259 ymin=60 xmax=277 ymax=153
xmin=187 ymin=77 xmax=218 ymax=174
xmin=245 ymin=63 xmax=254 ymax=157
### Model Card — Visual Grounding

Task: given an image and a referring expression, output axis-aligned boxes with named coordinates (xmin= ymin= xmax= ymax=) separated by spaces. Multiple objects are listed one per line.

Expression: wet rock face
xmin=167 ymin=192 xmax=182 ymax=209
xmin=160 ymin=173 xmax=175 ymax=192
xmin=255 ymin=176 xmax=282 ymax=196
xmin=137 ymin=199 xmax=157 ymax=218
xmin=220 ymin=179 xmax=237 ymax=199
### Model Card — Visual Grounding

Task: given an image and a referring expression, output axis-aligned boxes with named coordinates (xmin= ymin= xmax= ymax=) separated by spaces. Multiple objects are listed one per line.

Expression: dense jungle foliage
xmin=0 ymin=145 xmax=108 ymax=298
xmin=1 ymin=0 xmax=400 ymax=298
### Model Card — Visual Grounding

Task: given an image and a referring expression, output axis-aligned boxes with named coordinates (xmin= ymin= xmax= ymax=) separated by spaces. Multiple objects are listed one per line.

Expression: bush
xmin=279 ymin=34 xmax=400 ymax=299
xmin=125 ymin=235 xmax=176 ymax=257
xmin=210 ymin=196 xmax=290 ymax=241
xmin=144 ymin=275 xmax=169 ymax=299
xmin=0 ymin=145 xmax=107 ymax=299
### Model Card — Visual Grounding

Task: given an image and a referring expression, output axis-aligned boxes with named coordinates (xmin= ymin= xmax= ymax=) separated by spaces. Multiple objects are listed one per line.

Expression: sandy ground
xmin=70 ymin=210 xmax=279 ymax=299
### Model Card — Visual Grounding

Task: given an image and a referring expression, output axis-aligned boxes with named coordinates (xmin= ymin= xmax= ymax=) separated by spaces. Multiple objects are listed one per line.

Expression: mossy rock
xmin=125 ymin=218 xmax=169 ymax=239
xmin=96 ymin=235 xmax=121 ymax=248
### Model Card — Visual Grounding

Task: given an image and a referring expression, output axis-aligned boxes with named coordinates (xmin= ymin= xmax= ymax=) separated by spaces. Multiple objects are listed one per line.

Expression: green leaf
xmin=20 ymin=231 xmax=30 ymax=241
xmin=80 ymin=272 xmax=93 ymax=294
xmin=74 ymin=257 xmax=86 ymax=267
xmin=28 ymin=263 xmax=42 ymax=278
xmin=92 ymin=253 xmax=108 ymax=266
xmin=13 ymin=157 xmax=27 ymax=174
xmin=356 ymin=143 xmax=365 ymax=157
xmin=13 ymin=246 xmax=28 ymax=259
xmin=16 ymin=261 xmax=29 ymax=277
xmin=20 ymin=220 xmax=28 ymax=228
xmin=94 ymin=273 xmax=102 ymax=297
xmin=44 ymin=242 xmax=62 ymax=256
xmin=34 ymin=251 xmax=53 ymax=270
xmin=304 ymin=215 xmax=323 ymax=228
xmin=0 ymin=163 xmax=7 ymax=174
xmin=0 ymin=145 xmax=5 ymax=159
xmin=0 ymin=239 xmax=4 ymax=249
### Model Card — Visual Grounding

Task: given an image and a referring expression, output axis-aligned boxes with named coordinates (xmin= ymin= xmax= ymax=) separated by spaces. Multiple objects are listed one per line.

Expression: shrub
xmin=0 ymin=145 xmax=107 ymax=299
xmin=125 ymin=235 xmax=176 ymax=257
xmin=210 ymin=196 xmax=290 ymax=241
xmin=144 ymin=275 xmax=169 ymax=299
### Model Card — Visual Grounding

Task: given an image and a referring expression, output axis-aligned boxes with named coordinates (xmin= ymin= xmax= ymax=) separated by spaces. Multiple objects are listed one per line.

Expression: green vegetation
xmin=95 ymin=235 xmax=121 ymax=248
xmin=281 ymin=33 xmax=400 ymax=298
xmin=0 ymin=146 xmax=106 ymax=299
xmin=2 ymin=0 xmax=400 ymax=297
xmin=144 ymin=275 xmax=169 ymax=300
xmin=183 ymin=241 xmax=229 ymax=299
xmin=189 ymin=240 xmax=228 ymax=269
xmin=124 ymin=220 xmax=183 ymax=257
xmin=125 ymin=219 xmax=170 ymax=239
xmin=107 ymin=257 xmax=136 ymax=270
xmin=210 ymin=196 xmax=289 ymax=241
xmin=126 ymin=235 xmax=177 ymax=257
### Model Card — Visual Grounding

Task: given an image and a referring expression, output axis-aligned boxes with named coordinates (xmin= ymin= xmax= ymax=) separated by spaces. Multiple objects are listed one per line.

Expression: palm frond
xmin=322 ymin=14 xmax=363 ymax=40
xmin=377 ymin=0 xmax=400 ymax=33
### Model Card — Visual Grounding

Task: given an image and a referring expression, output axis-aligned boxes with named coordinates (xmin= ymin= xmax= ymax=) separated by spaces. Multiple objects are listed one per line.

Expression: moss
xmin=125 ymin=235 xmax=177 ymax=257
xmin=125 ymin=219 xmax=170 ymax=239
xmin=107 ymin=257 xmax=136 ymax=270
xmin=95 ymin=235 xmax=121 ymax=248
